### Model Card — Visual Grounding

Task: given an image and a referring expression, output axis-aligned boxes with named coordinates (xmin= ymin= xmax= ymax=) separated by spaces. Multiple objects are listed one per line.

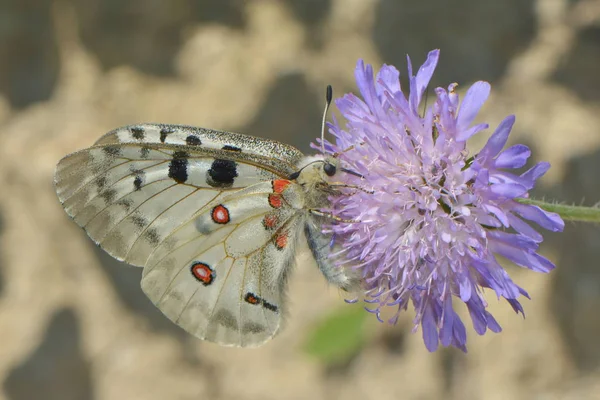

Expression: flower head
xmin=319 ymin=50 xmax=564 ymax=352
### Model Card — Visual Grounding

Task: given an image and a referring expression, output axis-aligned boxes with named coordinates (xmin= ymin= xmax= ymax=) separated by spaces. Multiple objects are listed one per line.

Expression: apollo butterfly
xmin=54 ymin=87 xmax=361 ymax=347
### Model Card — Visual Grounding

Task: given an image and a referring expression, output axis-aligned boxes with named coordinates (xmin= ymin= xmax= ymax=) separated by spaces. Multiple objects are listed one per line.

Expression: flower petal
xmin=456 ymin=81 xmax=490 ymax=131
xmin=456 ymin=123 xmax=489 ymax=141
xmin=440 ymin=295 xmax=454 ymax=346
xmin=495 ymin=144 xmax=531 ymax=169
xmin=507 ymin=213 xmax=544 ymax=242
xmin=354 ymin=60 xmax=386 ymax=122
xmin=478 ymin=115 xmax=516 ymax=161
xmin=488 ymin=240 xmax=555 ymax=273
xmin=521 ymin=161 xmax=550 ymax=182
xmin=422 ymin=303 xmax=439 ymax=352
xmin=376 ymin=64 xmax=401 ymax=98
xmin=490 ymin=183 xmax=528 ymax=198
xmin=512 ymin=203 xmax=565 ymax=232
xmin=410 ymin=49 xmax=440 ymax=113
xmin=452 ymin=316 xmax=468 ymax=352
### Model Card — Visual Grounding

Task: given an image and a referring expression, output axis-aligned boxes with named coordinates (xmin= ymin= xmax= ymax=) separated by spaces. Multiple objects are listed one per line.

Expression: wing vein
xmin=122 ymin=187 xmax=203 ymax=262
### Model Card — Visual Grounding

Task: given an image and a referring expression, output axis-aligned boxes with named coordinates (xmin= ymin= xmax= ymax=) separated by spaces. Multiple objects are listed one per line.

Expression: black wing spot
xmin=116 ymin=198 xmax=133 ymax=211
xmin=159 ymin=127 xmax=175 ymax=143
xmin=130 ymin=127 xmax=145 ymax=140
xmin=96 ymin=176 xmax=107 ymax=190
xmin=262 ymin=300 xmax=278 ymax=313
xmin=244 ymin=292 xmax=278 ymax=313
xmin=133 ymin=174 xmax=143 ymax=191
xmin=242 ymin=322 xmax=266 ymax=334
xmin=102 ymin=145 xmax=121 ymax=157
xmin=207 ymin=159 xmax=238 ymax=188
xmin=244 ymin=292 xmax=261 ymax=305
xmin=168 ymin=151 xmax=189 ymax=183
xmin=145 ymin=228 xmax=161 ymax=245
xmin=222 ymin=145 xmax=242 ymax=152
xmin=185 ymin=135 xmax=202 ymax=146
xmin=140 ymin=147 xmax=150 ymax=158
xmin=213 ymin=309 xmax=239 ymax=330
xmin=100 ymin=189 xmax=117 ymax=204
xmin=130 ymin=215 xmax=147 ymax=228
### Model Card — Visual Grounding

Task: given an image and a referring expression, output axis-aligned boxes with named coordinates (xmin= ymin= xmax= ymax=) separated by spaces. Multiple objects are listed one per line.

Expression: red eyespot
xmin=191 ymin=262 xmax=215 ymax=286
xmin=244 ymin=292 xmax=261 ymax=305
xmin=211 ymin=204 xmax=230 ymax=224
xmin=263 ymin=214 xmax=278 ymax=229
xmin=272 ymin=179 xmax=291 ymax=194
xmin=275 ymin=232 xmax=288 ymax=250
xmin=268 ymin=194 xmax=282 ymax=208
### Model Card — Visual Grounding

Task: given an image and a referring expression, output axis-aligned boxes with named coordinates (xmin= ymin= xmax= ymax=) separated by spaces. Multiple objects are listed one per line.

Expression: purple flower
xmin=319 ymin=50 xmax=564 ymax=352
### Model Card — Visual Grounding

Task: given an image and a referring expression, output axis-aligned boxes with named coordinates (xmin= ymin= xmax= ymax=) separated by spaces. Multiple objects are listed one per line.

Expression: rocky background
xmin=0 ymin=0 xmax=599 ymax=399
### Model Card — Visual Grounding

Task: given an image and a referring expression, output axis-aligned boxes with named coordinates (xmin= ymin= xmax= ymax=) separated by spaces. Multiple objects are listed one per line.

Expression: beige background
xmin=0 ymin=0 xmax=599 ymax=399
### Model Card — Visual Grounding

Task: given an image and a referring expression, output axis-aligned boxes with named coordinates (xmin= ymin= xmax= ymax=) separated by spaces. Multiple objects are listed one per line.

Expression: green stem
xmin=517 ymin=198 xmax=600 ymax=223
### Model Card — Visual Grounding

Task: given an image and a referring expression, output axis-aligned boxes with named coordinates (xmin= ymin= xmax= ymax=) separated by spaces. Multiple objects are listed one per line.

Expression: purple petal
xmin=507 ymin=298 xmax=525 ymax=316
xmin=490 ymin=183 xmax=528 ymax=198
xmin=440 ymin=295 xmax=454 ymax=346
xmin=478 ymin=115 xmax=516 ymax=161
xmin=376 ymin=64 xmax=401 ymax=99
xmin=452 ymin=316 xmax=468 ymax=352
xmin=458 ymin=274 xmax=473 ymax=301
xmin=456 ymin=123 xmax=489 ymax=141
xmin=488 ymin=229 xmax=538 ymax=250
xmin=488 ymin=240 xmax=555 ymax=273
xmin=507 ymin=214 xmax=544 ymax=242
xmin=512 ymin=203 xmax=565 ymax=232
xmin=495 ymin=144 xmax=531 ymax=169
xmin=485 ymin=311 xmax=502 ymax=333
xmin=411 ymin=49 xmax=440 ymax=112
xmin=521 ymin=162 xmax=550 ymax=182
xmin=422 ymin=304 xmax=439 ymax=352
xmin=482 ymin=203 xmax=510 ymax=227
xmin=467 ymin=296 xmax=488 ymax=335
xmin=354 ymin=60 xmax=385 ymax=121
xmin=456 ymin=81 xmax=490 ymax=131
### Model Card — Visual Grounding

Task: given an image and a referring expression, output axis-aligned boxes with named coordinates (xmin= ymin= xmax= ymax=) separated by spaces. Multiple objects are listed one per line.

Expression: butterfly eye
xmin=323 ymin=162 xmax=336 ymax=177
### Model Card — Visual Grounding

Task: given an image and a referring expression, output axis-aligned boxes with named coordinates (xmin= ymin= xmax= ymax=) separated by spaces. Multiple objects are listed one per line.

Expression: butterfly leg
xmin=308 ymin=209 xmax=357 ymax=223
xmin=328 ymin=183 xmax=375 ymax=194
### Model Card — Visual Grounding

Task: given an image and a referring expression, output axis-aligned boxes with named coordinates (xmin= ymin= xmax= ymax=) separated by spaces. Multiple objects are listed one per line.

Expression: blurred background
xmin=0 ymin=0 xmax=599 ymax=399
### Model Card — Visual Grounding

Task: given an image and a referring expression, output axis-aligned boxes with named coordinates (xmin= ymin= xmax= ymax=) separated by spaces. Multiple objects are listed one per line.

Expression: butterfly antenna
xmin=320 ymin=85 xmax=333 ymax=154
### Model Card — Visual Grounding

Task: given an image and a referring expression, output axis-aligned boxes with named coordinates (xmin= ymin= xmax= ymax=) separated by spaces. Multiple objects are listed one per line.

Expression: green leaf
xmin=303 ymin=304 xmax=369 ymax=365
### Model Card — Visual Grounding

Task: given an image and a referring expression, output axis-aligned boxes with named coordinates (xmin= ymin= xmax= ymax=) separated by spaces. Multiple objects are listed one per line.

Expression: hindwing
xmin=141 ymin=181 xmax=302 ymax=346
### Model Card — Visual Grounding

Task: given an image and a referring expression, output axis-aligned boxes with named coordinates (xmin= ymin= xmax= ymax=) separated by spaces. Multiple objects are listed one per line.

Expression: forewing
xmin=54 ymin=135 xmax=294 ymax=267
xmin=94 ymin=123 xmax=304 ymax=172
xmin=141 ymin=181 xmax=302 ymax=347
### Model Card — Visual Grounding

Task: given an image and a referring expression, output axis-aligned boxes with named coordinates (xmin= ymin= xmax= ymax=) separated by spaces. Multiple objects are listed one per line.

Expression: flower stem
xmin=517 ymin=198 xmax=600 ymax=223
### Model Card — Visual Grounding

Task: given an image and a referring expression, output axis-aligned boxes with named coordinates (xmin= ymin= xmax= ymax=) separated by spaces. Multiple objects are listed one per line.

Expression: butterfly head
xmin=290 ymin=155 xmax=340 ymax=186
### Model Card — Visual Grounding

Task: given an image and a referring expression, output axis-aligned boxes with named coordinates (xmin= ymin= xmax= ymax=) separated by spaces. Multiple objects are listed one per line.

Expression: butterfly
xmin=54 ymin=86 xmax=363 ymax=347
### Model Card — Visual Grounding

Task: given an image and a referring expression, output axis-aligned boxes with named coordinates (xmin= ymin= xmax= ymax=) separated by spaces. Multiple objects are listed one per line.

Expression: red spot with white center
xmin=263 ymin=214 xmax=279 ymax=230
xmin=275 ymin=231 xmax=288 ymax=250
xmin=191 ymin=262 xmax=215 ymax=286
xmin=211 ymin=204 xmax=230 ymax=224
xmin=268 ymin=194 xmax=282 ymax=208
xmin=272 ymin=179 xmax=291 ymax=194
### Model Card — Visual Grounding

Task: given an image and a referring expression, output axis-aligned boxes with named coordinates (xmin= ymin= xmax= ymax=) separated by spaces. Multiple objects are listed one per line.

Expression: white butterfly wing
xmin=55 ymin=124 xmax=307 ymax=346
xmin=142 ymin=182 xmax=301 ymax=346
xmin=54 ymin=124 xmax=303 ymax=267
